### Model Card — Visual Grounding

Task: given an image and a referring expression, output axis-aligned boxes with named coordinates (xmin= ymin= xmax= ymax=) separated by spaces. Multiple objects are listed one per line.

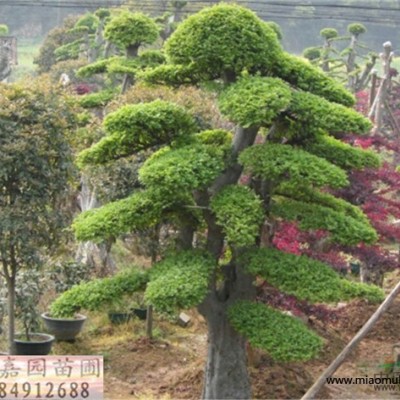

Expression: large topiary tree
xmin=72 ymin=4 xmax=384 ymax=399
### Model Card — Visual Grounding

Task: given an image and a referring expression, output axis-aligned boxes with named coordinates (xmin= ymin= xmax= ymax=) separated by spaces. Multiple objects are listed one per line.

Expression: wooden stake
xmin=146 ymin=305 xmax=153 ymax=339
xmin=369 ymin=70 xmax=378 ymax=110
xmin=301 ymin=280 xmax=400 ymax=400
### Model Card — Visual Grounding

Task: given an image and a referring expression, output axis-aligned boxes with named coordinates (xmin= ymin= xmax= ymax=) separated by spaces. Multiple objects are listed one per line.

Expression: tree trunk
xmin=202 ymin=305 xmax=251 ymax=400
xmin=198 ymin=263 xmax=255 ymax=400
xmin=6 ymin=276 xmax=16 ymax=355
xmin=346 ymin=34 xmax=358 ymax=91
xmin=76 ymin=174 xmax=115 ymax=275
xmin=121 ymin=44 xmax=139 ymax=94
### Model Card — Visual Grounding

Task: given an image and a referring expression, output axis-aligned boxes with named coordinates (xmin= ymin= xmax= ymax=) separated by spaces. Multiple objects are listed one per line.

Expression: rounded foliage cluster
xmin=305 ymin=134 xmax=380 ymax=171
xmin=348 ymin=23 xmax=367 ymax=36
xmin=320 ymin=28 xmax=338 ymax=40
xmin=77 ymin=100 xmax=197 ymax=166
xmin=211 ymin=185 xmax=264 ymax=247
xmin=0 ymin=24 xmax=8 ymax=36
xmin=286 ymin=90 xmax=372 ymax=135
xmin=239 ymin=143 xmax=349 ymax=189
xmin=50 ymin=269 xmax=148 ymax=317
xmin=271 ymin=53 xmax=355 ymax=106
xmin=104 ymin=11 xmax=159 ymax=49
xmin=264 ymin=21 xmax=282 ymax=40
xmin=271 ymin=198 xmax=378 ymax=245
xmin=165 ymin=3 xmax=282 ymax=78
xmin=243 ymin=248 xmax=384 ymax=303
xmin=229 ymin=301 xmax=323 ymax=361
xmin=75 ymin=13 xmax=98 ymax=32
xmin=218 ymin=76 xmax=291 ymax=128
xmin=145 ymin=251 xmax=214 ymax=314
xmin=139 ymin=144 xmax=226 ymax=194
xmin=303 ymin=47 xmax=321 ymax=61
xmin=95 ymin=8 xmax=111 ymax=19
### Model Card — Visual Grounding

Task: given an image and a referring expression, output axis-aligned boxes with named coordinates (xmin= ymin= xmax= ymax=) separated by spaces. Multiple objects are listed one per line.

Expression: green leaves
xmin=211 ymin=185 xmax=264 ymax=247
xmin=165 ymin=3 xmax=282 ymax=79
xmin=270 ymin=52 xmax=355 ymax=106
xmin=77 ymin=100 xmax=197 ymax=166
xmin=72 ymin=190 xmax=164 ymax=242
xmin=271 ymin=198 xmax=378 ymax=245
xmin=139 ymin=63 xmax=202 ymax=86
xmin=239 ymin=143 xmax=349 ymax=189
xmin=0 ymin=81 xmax=76 ymax=262
xmin=218 ymin=76 xmax=292 ymax=128
xmin=286 ymin=90 xmax=372 ymax=135
xmin=243 ymin=248 xmax=384 ymax=303
xmin=229 ymin=301 xmax=323 ymax=361
xmin=304 ymin=134 xmax=380 ymax=170
xmin=79 ymin=89 xmax=116 ymax=109
xmin=139 ymin=144 xmax=226 ymax=194
xmin=104 ymin=11 xmax=159 ymax=48
xmin=145 ymin=251 xmax=215 ymax=314
xmin=50 ymin=269 xmax=148 ymax=317
xmin=277 ymin=183 xmax=368 ymax=222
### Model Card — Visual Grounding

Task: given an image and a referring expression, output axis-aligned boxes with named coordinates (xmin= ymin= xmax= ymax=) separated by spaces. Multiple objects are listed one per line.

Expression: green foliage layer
xmin=239 ymin=143 xmax=349 ymax=188
xmin=271 ymin=198 xmax=378 ymax=244
xmin=271 ymin=53 xmax=355 ymax=106
xmin=304 ymin=134 xmax=380 ymax=170
xmin=286 ymin=91 xmax=372 ymax=135
xmin=243 ymin=248 xmax=384 ymax=303
xmin=218 ymin=76 xmax=292 ymax=128
xmin=165 ymin=3 xmax=282 ymax=79
xmin=0 ymin=24 xmax=9 ymax=36
xmin=211 ymin=185 xmax=264 ymax=247
xmin=79 ymin=89 xmax=116 ymax=108
xmin=77 ymin=58 xmax=111 ymax=78
xmin=73 ymin=190 xmax=164 ymax=242
xmin=50 ymin=269 xmax=148 ymax=317
xmin=229 ymin=301 xmax=323 ymax=361
xmin=139 ymin=63 xmax=202 ymax=86
xmin=139 ymin=144 xmax=226 ymax=194
xmin=196 ymin=129 xmax=233 ymax=147
xmin=104 ymin=11 xmax=159 ymax=48
xmin=145 ymin=251 xmax=214 ymax=314
xmin=277 ymin=184 xmax=368 ymax=222
xmin=77 ymin=100 xmax=197 ymax=166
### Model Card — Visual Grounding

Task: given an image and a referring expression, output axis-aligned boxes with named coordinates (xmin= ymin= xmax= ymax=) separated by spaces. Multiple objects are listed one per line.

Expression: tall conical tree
xmin=72 ymin=4 xmax=383 ymax=399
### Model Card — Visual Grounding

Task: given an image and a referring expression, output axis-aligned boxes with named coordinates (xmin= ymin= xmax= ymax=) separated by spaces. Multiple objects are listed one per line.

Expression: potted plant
xmin=130 ymin=293 xmax=147 ymax=321
xmin=13 ymin=270 xmax=54 ymax=355
xmin=41 ymin=312 xmax=87 ymax=342
xmin=107 ymin=298 xmax=132 ymax=325
xmin=41 ymin=260 xmax=89 ymax=341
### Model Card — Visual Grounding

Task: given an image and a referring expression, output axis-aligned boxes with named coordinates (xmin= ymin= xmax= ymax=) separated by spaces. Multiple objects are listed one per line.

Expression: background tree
xmin=0 ymin=24 xmax=11 ymax=82
xmin=103 ymin=10 xmax=159 ymax=93
xmin=72 ymin=4 xmax=384 ymax=399
xmin=303 ymin=23 xmax=377 ymax=92
xmin=0 ymin=79 xmax=76 ymax=353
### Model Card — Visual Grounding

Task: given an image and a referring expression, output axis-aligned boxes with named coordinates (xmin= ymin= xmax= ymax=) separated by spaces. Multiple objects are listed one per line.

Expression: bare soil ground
xmin=53 ymin=272 xmax=400 ymax=399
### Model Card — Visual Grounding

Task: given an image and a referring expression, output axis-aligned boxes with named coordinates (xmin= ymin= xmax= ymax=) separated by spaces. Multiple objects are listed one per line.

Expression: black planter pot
xmin=14 ymin=333 xmax=54 ymax=355
xmin=108 ymin=312 xmax=131 ymax=324
xmin=41 ymin=313 xmax=87 ymax=341
xmin=132 ymin=308 xmax=147 ymax=320
xmin=350 ymin=262 xmax=361 ymax=276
